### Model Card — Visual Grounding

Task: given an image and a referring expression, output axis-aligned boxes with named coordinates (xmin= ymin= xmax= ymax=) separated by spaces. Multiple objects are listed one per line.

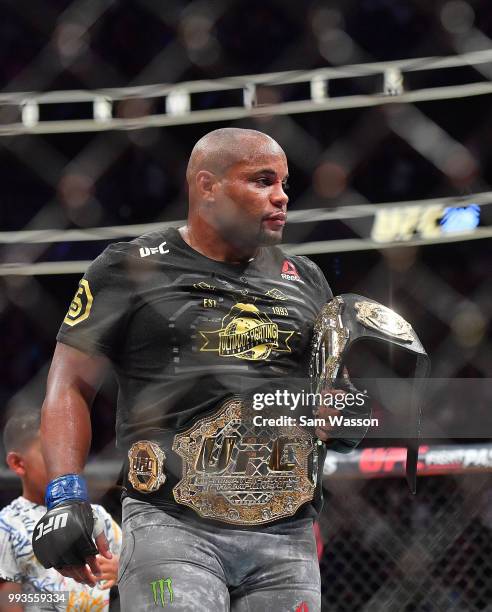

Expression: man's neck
xmin=179 ymin=225 xmax=258 ymax=264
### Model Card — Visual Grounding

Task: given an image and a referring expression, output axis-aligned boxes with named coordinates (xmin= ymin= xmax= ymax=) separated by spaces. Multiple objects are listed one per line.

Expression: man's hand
xmin=314 ymin=388 xmax=347 ymax=442
xmin=32 ymin=501 xmax=113 ymax=587
xmin=56 ymin=531 xmax=113 ymax=587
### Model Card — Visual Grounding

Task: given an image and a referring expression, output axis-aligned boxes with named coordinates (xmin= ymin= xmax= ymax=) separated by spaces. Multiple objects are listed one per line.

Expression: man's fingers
xmin=60 ymin=566 xmax=84 ymax=583
xmin=58 ymin=565 xmax=93 ymax=586
xmin=95 ymin=532 xmax=112 ymax=559
xmin=72 ymin=565 xmax=95 ymax=586
xmin=79 ymin=564 xmax=98 ymax=587
xmin=315 ymin=428 xmax=330 ymax=442
xmin=315 ymin=398 xmax=346 ymax=442
xmin=321 ymin=388 xmax=347 ymax=396
xmin=86 ymin=554 xmax=102 ymax=578
xmin=57 ymin=567 xmax=73 ymax=580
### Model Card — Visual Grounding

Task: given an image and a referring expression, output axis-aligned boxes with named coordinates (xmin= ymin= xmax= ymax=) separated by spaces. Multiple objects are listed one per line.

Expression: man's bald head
xmin=186 ymin=128 xmax=285 ymax=185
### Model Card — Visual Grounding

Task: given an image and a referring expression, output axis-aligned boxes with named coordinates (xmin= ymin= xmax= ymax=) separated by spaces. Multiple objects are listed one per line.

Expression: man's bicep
xmin=45 ymin=342 xmax=110 ymax=404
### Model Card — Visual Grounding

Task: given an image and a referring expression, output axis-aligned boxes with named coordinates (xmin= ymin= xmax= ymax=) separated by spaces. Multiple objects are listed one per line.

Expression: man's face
xmin=210 ymin=152 xmax=289 ymax=248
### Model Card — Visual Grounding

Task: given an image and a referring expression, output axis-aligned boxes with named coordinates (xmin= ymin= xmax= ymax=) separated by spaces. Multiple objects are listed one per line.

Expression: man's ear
xmin=195 ymin=170 xmax=218 ymax=202
xmin=6 ymin=451 xmax=25 ymax=478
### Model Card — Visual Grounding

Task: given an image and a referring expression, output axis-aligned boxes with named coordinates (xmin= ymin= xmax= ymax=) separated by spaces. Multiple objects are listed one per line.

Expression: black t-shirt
xmin=57 ymin=227 xmax=333 ymax=524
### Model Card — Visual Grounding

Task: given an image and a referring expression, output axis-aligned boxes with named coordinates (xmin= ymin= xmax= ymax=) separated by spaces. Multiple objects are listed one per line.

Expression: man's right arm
xmin=36 ymin=342 xmax=112 ymax=586
xmin=41 ymin=342 xmax=109 ymax=478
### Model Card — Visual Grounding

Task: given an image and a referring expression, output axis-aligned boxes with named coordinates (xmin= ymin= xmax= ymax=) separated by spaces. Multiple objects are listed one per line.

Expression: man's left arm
xmin=315 ymin=367 xmax=371 ymax=452
xmin=301 ymin=257 xmax=371 ymax=450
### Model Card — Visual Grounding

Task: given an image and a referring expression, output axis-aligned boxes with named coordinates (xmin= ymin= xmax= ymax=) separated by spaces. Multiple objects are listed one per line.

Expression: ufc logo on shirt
xmin=34 ymin=513 xmax=69 ymax=540
xmin=139 ymin=242 xmax=169 ymax=257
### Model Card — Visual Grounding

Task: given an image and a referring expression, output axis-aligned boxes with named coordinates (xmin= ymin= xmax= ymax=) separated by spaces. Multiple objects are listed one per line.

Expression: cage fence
xmin=319 ymin=455 xmax=492 ymax=612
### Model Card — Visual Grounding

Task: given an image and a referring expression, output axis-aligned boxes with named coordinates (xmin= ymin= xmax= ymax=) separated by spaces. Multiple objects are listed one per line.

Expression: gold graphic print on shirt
xmin=265 ymin=288 xmax=289 ymax=301
xmin=199 ymin=303 xmax=294 ymax=360
xmin=63 ymin=279 xmax=93 ymax=326
xmin=193 ymin=281 xmax=217 ymax=291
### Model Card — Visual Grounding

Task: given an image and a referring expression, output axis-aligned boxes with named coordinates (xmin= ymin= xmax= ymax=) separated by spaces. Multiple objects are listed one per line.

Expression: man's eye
xmin=256 ymin=178 xmax=271 ymax=186
xmin=282 ymin=182 xmax=290 ymax=191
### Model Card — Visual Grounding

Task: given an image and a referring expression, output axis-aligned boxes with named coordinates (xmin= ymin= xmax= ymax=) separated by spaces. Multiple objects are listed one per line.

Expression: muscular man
xmin=36 ymin=128 xmax=367 ymax=611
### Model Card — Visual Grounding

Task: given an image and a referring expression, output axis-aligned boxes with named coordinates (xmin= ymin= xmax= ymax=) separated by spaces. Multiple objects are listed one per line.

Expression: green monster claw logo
xmin=150 ymin=577 xmax=174 ymax=606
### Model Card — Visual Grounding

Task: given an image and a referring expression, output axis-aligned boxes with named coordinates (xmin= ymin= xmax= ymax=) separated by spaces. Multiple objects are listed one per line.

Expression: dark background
xmin=0 ymin=3 xmax=491 ymax=608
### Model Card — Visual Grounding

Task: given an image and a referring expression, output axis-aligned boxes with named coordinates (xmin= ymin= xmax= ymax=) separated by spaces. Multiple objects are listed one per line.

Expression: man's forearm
xmin=41 ymin=385 xmax=92 ymax=479
xmin=40 ymin=343 xmax=109 ymax=480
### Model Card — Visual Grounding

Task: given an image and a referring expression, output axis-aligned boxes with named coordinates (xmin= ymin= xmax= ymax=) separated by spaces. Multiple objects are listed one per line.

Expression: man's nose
xmin=271 ymin=184 xmax=288 ymax=209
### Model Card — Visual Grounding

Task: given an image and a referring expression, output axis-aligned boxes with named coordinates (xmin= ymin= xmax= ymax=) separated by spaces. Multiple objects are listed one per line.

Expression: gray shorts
xmin=118 ymin=497 xmax=321 ymax=612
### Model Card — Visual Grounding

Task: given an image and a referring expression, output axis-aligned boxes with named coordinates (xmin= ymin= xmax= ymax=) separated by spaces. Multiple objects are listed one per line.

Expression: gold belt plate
xmin=172 ymin=399 xmax=316 ymax=525
xmin=128 ymin=440 xmax=166 ymax=493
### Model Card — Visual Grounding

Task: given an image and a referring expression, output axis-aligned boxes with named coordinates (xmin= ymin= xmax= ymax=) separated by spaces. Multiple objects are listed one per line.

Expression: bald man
xmin=35 ymin=128 xmax=343 ymax=611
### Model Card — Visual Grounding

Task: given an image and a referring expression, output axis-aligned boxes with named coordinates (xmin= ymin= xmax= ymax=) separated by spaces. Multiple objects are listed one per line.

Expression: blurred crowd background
xmin=1 ymin=1 xmax=491 ymax=610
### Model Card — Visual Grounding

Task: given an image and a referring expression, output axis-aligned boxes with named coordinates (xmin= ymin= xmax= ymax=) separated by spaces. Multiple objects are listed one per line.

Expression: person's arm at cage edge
xmin=38 ymin=342 xmax=113 ymax=586
xmin=0 ymin=580 xmax=22 ymax=612
xmin=0 ymin=513 xmax=24 ymax=612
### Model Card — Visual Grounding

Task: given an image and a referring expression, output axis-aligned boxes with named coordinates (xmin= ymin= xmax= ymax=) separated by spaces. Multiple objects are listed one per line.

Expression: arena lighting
xmin=440 ymin=204 xmax=481 ymax=232
xmin=165 ymin=89 xmax=191 ymax=116
xmin=93 ymin=96 xmax=112 ymax=122
xmin=20 ymin=100 xmax=39 ymax=128
xmin=243 ymin=83 xmax=256 ymax=108
xmin=1 ymin=49 xmax=492 ymax=135
xmin=383 ymin=67 xmax=404 ymax=96
xmin=310 ymin=76 xmax=328 ymax=102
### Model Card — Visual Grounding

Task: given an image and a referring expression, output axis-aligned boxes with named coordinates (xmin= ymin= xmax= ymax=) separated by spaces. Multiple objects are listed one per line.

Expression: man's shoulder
xmin=91 ymin=227 xmax=175 ymax=269
xmin=263 ymin=246 xmax=323 ymax=281
xmin=292 ymin=255 xmax=324 ymax=279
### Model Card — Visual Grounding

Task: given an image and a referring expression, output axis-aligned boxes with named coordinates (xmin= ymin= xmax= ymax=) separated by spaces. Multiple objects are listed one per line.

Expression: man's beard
xmin=258 ymin=226 xmax=283 ymax=246
xmin=213 ymin=217 xmax=283 ymax=248
xmin=229 ymin=224 xmax=283 ymax=249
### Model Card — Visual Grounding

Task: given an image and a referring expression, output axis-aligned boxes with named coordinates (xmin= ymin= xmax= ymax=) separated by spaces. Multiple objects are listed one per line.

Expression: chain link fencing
xmin=319 ymin=472 xmax=492 ymax=612
xmin=0 ymin=2 xmax=491 ymax=611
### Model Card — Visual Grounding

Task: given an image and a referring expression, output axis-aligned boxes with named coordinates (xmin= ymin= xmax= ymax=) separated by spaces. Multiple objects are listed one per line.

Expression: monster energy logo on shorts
xmin=150 ymin=577 xmax=174 ymax=606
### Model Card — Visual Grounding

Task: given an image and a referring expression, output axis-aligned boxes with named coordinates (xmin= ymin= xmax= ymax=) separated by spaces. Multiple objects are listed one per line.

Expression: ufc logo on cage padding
xmin=34 ymin=513 xmax=69 ymax=540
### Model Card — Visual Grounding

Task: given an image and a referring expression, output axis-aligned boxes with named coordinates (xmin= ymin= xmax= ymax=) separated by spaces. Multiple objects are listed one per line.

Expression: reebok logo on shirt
xmin=139 ymin=242 xmax=169 ymax=258
xmin=281 ymin=260 xmax=301 ymax=281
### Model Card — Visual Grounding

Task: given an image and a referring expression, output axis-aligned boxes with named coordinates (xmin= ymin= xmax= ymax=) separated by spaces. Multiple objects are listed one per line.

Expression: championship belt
xmin=310 ymin=293 xmax=430 ymax=493
xmin=172 ymin=397 xmax=317 ymax=525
